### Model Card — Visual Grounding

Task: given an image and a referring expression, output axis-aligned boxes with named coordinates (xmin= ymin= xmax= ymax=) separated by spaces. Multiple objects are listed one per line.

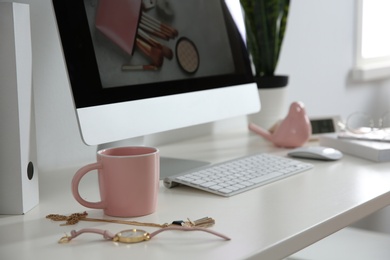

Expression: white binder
xmin=0 ymin=2 xmax=39 ymax=214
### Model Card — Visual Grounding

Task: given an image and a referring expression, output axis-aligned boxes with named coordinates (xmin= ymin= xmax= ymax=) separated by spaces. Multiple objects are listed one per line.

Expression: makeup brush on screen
xmin=140 ymin=16 xmax=175 ymax=39
xmin=137 ymin=29 xmax=173 ymax=59
xmin=142 ymin=12 xmax=178 ymax=37
xmin=136 ymin=37 xmax=164 ymax=67
xmin=121 ymin=64 xmax=158 ymax=71
xmin=139 ymin=23 xmax=169 ymax=40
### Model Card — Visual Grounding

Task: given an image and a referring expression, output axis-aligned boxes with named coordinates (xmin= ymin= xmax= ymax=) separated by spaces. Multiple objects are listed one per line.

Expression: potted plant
xmin=240 ymin=0 xmax=291 ymax=129
xmin=240 ymin=0 xmax=290 ymax=88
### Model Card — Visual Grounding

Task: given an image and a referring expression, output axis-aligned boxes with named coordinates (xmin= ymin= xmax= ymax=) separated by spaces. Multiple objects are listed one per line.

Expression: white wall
xmin=4 ymin=0 xmax=390 ymax=170
xmin=279 ymin=1 xmax=390 ymax=118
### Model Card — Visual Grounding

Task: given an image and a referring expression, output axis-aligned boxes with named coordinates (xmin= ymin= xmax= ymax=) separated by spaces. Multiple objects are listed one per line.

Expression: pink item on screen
xmin=72 ymin=146 xmax=159 ymax=217
xmin=249 ymin=102 xmax=312 ymax=148
xmin=95 ymin=0 xmax=142 ymax=56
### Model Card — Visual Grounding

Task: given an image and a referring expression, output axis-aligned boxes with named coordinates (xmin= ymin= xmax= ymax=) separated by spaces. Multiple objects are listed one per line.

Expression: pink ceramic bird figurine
xmin=249 ymin=102 xmax=312 ymax=148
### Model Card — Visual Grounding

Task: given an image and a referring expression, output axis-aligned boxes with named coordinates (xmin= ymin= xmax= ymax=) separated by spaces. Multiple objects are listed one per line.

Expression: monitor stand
xmin=159 ymin=157 xmax=209 ymax=179
xmin=97 ymin=137 xmax=210 ymax=180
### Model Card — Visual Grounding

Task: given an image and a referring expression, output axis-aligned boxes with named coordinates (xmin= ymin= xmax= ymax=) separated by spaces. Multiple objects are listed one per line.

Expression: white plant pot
xmin=247 ymin=87 xmax=288 ymax=131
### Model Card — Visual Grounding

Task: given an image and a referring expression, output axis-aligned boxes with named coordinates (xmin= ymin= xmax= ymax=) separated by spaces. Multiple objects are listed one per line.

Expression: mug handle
xmin=71 ymin=162 xmax=106 ymax=209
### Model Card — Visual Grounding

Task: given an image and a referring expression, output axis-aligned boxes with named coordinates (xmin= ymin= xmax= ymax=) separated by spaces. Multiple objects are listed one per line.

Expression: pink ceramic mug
xmin=72 ymin=146 xmax=159 ymax=217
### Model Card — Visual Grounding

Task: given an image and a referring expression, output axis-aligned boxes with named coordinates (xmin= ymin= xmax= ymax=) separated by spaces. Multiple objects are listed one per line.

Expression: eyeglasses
xmin=346 ymin=111 xmax=390 ymax=134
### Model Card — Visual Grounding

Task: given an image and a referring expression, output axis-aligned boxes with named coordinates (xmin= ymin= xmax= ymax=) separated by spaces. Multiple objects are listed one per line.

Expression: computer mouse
xmin=288 ymin=146 xmax=343 ymax=161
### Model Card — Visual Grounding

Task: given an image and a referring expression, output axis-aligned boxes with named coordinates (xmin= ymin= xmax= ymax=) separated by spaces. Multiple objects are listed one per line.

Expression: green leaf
xmin=240 ymin=0 xmax=290 ymax=77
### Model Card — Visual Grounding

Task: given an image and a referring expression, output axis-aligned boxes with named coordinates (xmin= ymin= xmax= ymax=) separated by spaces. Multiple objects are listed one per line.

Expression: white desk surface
xmin=2 ymin=130 xmax=390 ymax=260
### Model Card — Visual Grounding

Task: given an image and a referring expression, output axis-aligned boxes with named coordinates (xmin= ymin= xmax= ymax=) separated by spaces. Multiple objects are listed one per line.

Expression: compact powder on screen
xmin=176 ymin=37 xmax=199 ymax=74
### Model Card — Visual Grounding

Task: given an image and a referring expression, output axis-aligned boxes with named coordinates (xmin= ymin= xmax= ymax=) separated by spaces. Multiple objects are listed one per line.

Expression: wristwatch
xmin=113 ymin=229 xmax=151 ymax=243
xmin=59 ymin=226 xmax=230 ymax=244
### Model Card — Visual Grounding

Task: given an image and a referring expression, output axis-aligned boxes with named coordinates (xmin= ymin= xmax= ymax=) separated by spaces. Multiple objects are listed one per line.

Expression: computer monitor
xmin=52 ymin=0 xmax=260 ymax=166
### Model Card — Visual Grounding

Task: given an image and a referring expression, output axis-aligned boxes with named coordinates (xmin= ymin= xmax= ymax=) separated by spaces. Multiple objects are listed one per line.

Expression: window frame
xmin=353 ymin=0 xmax=390 ymax=81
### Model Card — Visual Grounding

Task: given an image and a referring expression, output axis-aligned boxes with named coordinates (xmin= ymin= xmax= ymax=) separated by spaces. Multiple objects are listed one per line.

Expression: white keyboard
xmin=163 ymin=153 xmax=313 ymax=196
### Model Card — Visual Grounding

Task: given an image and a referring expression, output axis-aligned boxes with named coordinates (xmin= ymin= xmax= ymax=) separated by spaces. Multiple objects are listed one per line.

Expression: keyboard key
xmin=219 ymin=188 xmax=234 ymax=194
xmin=200 ymin=181 xmax=217 ymax=188
xmin=210 ymin=185 xmax=224 ymax=191
xmin=191 ymin=179 xmax=206 ymax=185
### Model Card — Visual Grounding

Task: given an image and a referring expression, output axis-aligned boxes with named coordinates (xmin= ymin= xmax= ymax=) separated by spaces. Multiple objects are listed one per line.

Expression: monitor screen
xmin=52 ymin=0 xmax=260 ymax=146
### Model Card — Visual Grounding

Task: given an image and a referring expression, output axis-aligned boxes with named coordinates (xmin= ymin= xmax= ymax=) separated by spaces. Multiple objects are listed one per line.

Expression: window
xmin=353 ymin=0 xmax=390 ymax=81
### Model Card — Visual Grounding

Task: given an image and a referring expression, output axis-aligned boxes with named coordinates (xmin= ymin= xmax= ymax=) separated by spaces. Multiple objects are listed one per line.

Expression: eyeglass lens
xmin=347 ymin=113 xmax=373 ymax=134
xmin=347 ymin=112 xmax=390 ymax=134
xmin=380 ymin=112 xmax=390 ymax=131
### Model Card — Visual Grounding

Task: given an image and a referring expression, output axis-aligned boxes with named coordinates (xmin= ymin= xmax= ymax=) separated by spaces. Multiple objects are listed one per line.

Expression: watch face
xmin=114 ymin=229 xmax=150 ymax=243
